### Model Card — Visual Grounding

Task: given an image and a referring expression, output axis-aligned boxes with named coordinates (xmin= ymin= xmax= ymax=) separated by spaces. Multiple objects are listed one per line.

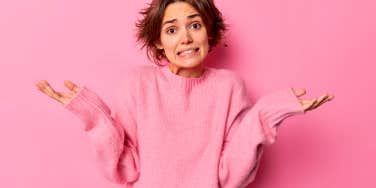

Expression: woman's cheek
xmin=163 ymin=36 xmax=177 ymax=49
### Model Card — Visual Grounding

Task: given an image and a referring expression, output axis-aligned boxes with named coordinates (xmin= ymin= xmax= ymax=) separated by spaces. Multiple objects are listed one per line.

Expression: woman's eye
xmin=167 ymin=28 xmax=176 ymax=34
xmin=191 ymin=22 xmax=201 ymax=29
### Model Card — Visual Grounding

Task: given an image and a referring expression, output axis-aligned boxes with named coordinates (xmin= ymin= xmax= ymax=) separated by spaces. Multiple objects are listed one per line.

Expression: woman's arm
xmin=218 ymin=81 xmax=305 ymax=188
xmin=64 ymin=85 xmax=140 ymax=185
xmin=36 ymin=78 xmax=140 ymax=184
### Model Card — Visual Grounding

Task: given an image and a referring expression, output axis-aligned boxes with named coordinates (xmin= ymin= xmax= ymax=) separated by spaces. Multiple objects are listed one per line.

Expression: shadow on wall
xmin=205 ymin=43 xmax=233 ymax=69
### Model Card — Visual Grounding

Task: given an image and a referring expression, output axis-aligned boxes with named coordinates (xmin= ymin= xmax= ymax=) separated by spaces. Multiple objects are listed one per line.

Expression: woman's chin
xmin=175 ymin=59 xmax=203 ymax=68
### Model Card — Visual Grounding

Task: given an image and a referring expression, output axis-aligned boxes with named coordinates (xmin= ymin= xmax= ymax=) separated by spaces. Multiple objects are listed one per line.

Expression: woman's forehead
xmin=162 ymin=13 xmax=201 ymax=27
xmin=162 ymin=2 xmax=201 ymax=22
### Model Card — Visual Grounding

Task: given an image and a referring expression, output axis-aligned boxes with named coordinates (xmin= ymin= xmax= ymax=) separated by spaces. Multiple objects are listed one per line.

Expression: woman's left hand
xmin=292 ymin=88 xmax=335 ymax=112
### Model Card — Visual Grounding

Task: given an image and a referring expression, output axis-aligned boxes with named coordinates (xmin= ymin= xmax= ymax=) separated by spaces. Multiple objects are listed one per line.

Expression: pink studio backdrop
xmin=1 ymin=0 xmax=375 ymax=187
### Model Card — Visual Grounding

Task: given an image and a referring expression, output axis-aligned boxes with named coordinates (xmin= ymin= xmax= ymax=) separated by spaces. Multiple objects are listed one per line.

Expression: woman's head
xmin=136 ymin=0 xmax=227 ymax=66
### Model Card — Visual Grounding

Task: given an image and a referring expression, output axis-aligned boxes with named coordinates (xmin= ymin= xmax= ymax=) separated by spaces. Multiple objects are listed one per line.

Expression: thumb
xmin=292 ymin=87 xmax=306 ymax=97
xmin=64 ymin=80 xmax=81 ymax=93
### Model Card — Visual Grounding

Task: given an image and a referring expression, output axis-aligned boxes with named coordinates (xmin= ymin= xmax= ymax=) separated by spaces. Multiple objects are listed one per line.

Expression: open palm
xmin=35 ymin=80 xmax=81 ymax=105
xmin=292 ymin=88 xmax=334 ymax=112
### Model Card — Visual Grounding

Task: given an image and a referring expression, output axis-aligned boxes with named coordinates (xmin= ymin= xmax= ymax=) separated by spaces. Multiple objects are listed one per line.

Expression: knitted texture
xmin=65 ymin=64 xmax=305 ymax=188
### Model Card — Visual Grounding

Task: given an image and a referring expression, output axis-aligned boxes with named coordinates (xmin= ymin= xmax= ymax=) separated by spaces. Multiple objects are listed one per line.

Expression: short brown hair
xmin=135 ymin=0 xmax=227 ymax=66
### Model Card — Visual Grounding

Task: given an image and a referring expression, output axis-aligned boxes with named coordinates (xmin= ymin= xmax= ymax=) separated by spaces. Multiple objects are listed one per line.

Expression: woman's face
xmin=157 ymin=2 xmax=209 ymax=70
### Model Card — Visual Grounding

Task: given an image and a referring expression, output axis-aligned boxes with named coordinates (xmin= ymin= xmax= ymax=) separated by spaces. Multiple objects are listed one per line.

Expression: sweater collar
xmin=159 ymin=64 xmax=210 ymax=90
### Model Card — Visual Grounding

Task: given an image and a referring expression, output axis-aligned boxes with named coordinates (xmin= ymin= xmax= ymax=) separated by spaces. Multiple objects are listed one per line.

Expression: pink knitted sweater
xmin=64 ymin=64 xmax=305 ymax=188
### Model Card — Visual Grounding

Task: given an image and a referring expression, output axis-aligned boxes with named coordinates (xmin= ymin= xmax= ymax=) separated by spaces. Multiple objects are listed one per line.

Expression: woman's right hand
xmin=35 ymin=80 xmax=82 ymax=105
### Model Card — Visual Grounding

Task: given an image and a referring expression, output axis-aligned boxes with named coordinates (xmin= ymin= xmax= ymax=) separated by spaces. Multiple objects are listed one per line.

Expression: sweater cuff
xmin=256 ymin=87 xmax=305 ymax=144
xmin=64 ymin=86 xmax=111 ymax=131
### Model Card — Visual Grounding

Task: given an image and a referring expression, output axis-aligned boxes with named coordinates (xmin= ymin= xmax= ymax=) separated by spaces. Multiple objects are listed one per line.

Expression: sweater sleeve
xmin=63 ymin=73 xmax=140 ymax=185
xmin=218 ymin=79 xmax=305 ymax=188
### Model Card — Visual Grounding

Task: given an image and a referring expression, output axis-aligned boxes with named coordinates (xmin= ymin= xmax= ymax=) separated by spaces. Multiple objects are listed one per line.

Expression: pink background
xmin=1 ymin=0 xmax=375 ymax=187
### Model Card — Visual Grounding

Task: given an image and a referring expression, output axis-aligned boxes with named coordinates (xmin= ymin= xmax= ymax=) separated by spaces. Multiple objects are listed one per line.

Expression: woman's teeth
xmin=178 ymin=48 xmax=199 ymax=56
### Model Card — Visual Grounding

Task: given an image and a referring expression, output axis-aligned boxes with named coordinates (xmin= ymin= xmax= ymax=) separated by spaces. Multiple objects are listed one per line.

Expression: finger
xmin=35 ymin=81 xmax=46 ymax=92
xmin=301 ymin=99 xmax=316 ymax=112
xmin=311 ymin=95 xmax=328 ymax=110
xmin=43 ymin=82 xmax=60 ymax=96
xmin=318 ymin=94 xmax=330 ymax=103
xmin=301 ymin=93 xmax=335 ymax=112
xmin=58 ymin=92 xmax=76 ymax=104
xmin=36 ymin=80 xmax=54 ymax=96
xmin=35 ymin=80 xmax=50 ymax=90
xmin=328 ymin=95 xmax=335 ymax=100
xmin=37 ymin=81 xmax=64 ymax=103
xmin=307 ymin=99 xmax=318 ymax=111
xmin=64 ymin=80 xmax=80 ymax=93
xmin=292 ymin=87 xmax=306 ymax=97
xmin=315 ymin=94 xmax=335 ymax=108
xmin=60 ymin=92 xmax=75 ymax=98
xmin=46 ymin=87 xmax=64 ymax=103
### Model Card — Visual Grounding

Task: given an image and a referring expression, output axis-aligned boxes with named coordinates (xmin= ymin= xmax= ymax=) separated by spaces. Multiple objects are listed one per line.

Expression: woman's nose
xmin=181 ymin=29 xmax=193 ymax=44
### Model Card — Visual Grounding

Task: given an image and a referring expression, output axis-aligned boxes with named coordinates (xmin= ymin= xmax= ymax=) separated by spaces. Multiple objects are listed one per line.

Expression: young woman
xmin=35 ymin=0 xmax=334 ymax=187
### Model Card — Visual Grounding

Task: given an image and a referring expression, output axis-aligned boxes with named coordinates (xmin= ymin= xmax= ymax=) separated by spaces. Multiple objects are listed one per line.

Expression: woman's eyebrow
xmin=162 ymin=13 xmax=201 ymax=26
xmin=187 ymin=13 xmax=201 ymax=19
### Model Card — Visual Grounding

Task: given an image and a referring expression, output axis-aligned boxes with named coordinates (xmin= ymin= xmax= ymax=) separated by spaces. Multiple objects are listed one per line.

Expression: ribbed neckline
xmin=159 ymin=64 xmax=210 ymax=90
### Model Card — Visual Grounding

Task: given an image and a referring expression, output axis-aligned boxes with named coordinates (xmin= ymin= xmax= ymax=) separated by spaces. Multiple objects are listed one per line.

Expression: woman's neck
xmin=168 ymin=63 xmax=205 ymax=78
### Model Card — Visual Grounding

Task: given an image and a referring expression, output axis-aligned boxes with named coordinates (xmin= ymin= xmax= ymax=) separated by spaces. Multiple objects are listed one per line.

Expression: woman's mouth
xmin=177 ymin=47 xmax=200 ymax=57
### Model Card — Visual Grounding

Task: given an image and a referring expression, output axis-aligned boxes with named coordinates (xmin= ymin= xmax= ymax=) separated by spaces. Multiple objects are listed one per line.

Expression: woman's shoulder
xmin=208 ymin=67 xmax=245 ymax=86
